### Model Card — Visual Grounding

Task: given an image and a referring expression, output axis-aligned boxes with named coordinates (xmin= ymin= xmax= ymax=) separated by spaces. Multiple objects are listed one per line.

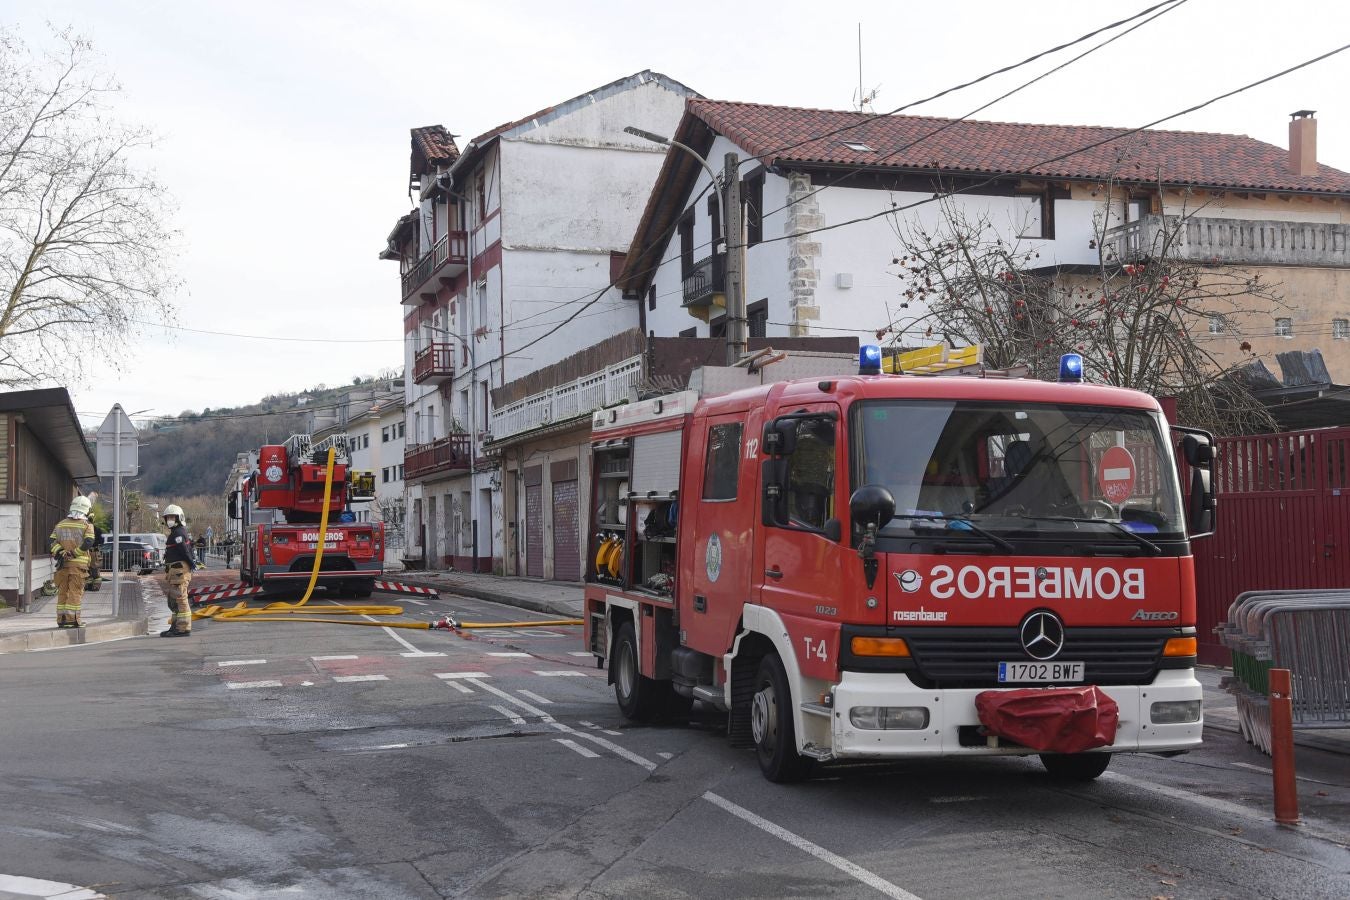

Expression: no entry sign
xmin=1098 ymin=446 xmax=1137 ymax=503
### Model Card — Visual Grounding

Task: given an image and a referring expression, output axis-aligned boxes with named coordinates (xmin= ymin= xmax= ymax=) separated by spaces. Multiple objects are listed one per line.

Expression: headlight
xmin=1150 ymin=700 xmax=1202 ymax=724
xmin=848 ymin=706 xmax=930 ymax=730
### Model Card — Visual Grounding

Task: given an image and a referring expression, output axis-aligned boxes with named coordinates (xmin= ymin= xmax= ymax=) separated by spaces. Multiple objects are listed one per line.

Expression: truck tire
xmin=1039 ymin=752 xmax=1111 ymax=781
xmin=346 ymin=579 xmax=374 ymax=599
xmin=751 ymin=653 xmax=814 ymax=783
xmin=613 ymin=621 xmax=664 ymax=721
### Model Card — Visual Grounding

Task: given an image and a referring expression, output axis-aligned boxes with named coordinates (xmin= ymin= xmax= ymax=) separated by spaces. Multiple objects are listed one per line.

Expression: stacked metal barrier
xmin=1216 ymin=589 xmax=1350 ymax=753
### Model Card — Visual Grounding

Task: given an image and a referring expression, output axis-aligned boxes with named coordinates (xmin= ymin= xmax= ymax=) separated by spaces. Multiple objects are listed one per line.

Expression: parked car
xmin=124 ymin=533 xmax=165 ymax=568
xmin=100 ymin=538 xmax=158 ymax=575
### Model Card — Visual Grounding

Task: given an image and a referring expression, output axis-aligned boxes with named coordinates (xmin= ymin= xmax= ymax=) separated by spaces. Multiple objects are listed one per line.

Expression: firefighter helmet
xmin=162 ymin=503 xmax=185 ymax=522
xmin=68 ymin=496 xmax=92 ymax=518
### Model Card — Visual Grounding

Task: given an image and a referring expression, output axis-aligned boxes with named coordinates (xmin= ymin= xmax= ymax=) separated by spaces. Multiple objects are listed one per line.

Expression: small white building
xmin=309 ymin=385 xmax=406 ymax=546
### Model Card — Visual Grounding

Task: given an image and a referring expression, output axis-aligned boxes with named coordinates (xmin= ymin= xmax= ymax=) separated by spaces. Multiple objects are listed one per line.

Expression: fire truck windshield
xmin=852 ymin=400 xmax=1184 ymax=539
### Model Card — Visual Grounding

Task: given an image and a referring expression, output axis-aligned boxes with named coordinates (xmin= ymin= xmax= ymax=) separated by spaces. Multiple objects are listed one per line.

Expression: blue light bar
xmin=859 ymin=344 xmax=882 ymax=375
xmin=1058 ymin=353 xmax=1084 ymax=383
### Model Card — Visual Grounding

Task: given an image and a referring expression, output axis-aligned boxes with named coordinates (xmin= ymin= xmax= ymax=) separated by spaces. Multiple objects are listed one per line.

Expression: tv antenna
xmin=852 ymin=23 xmax=880 ymax=112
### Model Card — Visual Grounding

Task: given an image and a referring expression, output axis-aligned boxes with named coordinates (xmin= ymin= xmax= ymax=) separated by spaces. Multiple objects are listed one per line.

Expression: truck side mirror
xmin=1178 ymin=432 xmax=1216 ymax=539
xmin=762 ymin=419 xmax=798 ymax=457
xmin=227 ymin=490 xmax=240 ymax=521
xmin=849 ymin=484 xmax=896 ymax=533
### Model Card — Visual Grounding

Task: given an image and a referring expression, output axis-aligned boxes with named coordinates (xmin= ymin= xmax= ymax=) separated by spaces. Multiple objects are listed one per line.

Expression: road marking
xmin=534 ymin=670 xmax=586 ymax=677
xmin=300 ymin=681 xmax=315 ymax=687
xmin=658 ymin=752 xmax=673 ymax=759
xmin=333 ymin=674 xmax=388 ymax=683
xmin=311 ymin=654 xmax=359 ymax=661
xmin=435 ymin=672 xmax=490 ymax=679
xmin=471 ymin=680 xmax=555 ymax=722
xmin=530 ymin=630 xmax=565 ymax=637
xmin=217 ymin=659 xmax=266 ymax=667
xmin=227 ymin=680 xmax=282 ymax=690
xmin=341 ymin=601 xmax=435 ymax=655
xmin=703 ymin=792 xmax=922 ymax=900
xmin=555 ymin=738 xmax=600 ymax=759
xmin=928 ymin=796 xmax=988 ymax=804
xmin=405 ymin=598 xmax=427 ymax=606
xmin=568 ymin=651 xmax=593 ymax=657
xmin=517 ymin=690 xmax=553 ymax=705
xmin=359 ymin=743 xmax=409 ymax=751
xmin=487 ymin=652 xmax=531 ymax=657
xmin=400 ymin=651 xmax=447 ymax=658
xmin=490 ymin=704 xmax=527 ymax=726
xmin=0 ymin=873 xmax=104 ymax=900
xmin=1230 ymin=761 xmax=1329 ymax=785
xmin=556 ymin=724 xmax=657 ymax=771
xmin=444 ymin=680 xmax=474 ymax=694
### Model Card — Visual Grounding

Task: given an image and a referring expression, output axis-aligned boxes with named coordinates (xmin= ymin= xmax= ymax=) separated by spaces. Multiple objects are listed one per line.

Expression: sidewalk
xmin=0 ymin=576 xmax=148 ymax=655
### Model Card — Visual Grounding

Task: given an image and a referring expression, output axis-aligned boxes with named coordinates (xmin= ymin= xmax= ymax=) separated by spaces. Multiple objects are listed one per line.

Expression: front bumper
xmin=827 ymin=669 xmax=1202 ymax=758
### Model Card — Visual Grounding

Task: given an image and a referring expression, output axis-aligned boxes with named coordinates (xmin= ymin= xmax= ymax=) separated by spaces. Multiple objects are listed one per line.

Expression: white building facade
xmin=382 ymin=71 xmax=696 ymax=572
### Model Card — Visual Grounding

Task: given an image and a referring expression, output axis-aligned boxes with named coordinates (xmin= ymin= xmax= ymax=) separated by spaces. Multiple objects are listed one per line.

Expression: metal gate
xmin=1193 ymin=427 xmax=1350 ymax=664
xmin=525 ymin=482 xmax=544 ymax=579
xmin=552 ymin=480 xmax=580 ymax=582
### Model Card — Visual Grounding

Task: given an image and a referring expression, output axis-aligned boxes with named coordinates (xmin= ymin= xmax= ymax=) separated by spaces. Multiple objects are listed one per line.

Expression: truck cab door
xmin=682 ymin=412 xmax=759 ymax=656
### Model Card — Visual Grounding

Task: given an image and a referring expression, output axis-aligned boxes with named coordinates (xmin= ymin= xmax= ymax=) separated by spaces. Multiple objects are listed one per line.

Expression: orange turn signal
xmin=1163 ymin=636 xmax=1197 ymax=657
xmin=850 ymin=636 xmax=911 ymax=657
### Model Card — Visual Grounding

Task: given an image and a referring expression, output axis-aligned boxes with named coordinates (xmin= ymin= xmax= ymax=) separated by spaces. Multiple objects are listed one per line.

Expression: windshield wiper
xmin=891 ymin=514 xmax=1015 ymax=552
xmin=1014 ymin=514 xmax=1162 ymax=556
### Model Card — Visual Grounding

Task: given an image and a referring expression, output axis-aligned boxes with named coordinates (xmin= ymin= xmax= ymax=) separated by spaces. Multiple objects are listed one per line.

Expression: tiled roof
xmin=411 ymin=125 xmax=459 ymax=166
xmin=689 ymin=99 xmax=1350 ymax=194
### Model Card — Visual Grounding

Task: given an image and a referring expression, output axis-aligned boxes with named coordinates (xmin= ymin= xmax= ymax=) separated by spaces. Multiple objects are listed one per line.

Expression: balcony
xmin=1105 ymin=214 xmax=1350 ymax=269
xmin=412 ymin=342 xmax=455 ymax=385
xmin=401 ymin=230 xmax=468 ymax=301
xmin=404 ymin=434 xmax=471 ymax=480
xmin=489 ymin=355 xmax=643 ymax=443
xmin=681 ymin=253 xmax=725 ymax=309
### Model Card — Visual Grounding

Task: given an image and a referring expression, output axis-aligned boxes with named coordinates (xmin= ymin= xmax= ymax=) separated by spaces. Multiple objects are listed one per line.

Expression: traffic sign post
xmin=97 ymin=405 xmax=140 ymax=615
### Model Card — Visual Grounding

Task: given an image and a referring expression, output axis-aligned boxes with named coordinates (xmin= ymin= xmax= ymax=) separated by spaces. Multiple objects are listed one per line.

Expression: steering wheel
xmin=1084 ymin=499 xmax=1116 ymax=519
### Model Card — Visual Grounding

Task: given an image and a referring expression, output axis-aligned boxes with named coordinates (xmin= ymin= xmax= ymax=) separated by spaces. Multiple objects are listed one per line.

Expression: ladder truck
xmin=583 ymin=345 xmax=1216 ymax=783
xmin=227 ymin=434 xmax=383 ymax=598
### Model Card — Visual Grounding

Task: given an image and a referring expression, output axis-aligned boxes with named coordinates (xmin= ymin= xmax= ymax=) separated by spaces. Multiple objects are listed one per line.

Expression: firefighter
xmin=160 ymin=504 xmax=194 ymax=637
xmin=49 ymin=496 xmax=96 ymax=628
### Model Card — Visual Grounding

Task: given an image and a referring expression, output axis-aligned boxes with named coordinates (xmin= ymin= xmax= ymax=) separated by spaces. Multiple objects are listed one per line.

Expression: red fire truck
xmin=583 ymin=347 xmax=1215 ymax=782
xmin=227 ymin=434 xmax=383 ymax=597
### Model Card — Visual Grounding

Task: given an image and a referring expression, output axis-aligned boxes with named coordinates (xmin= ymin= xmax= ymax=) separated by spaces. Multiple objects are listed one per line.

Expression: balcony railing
xmin=412 ymin=342 xmax=455 ymax=385
xmin=404 ymin=433 xmax=471 ymax=480
xmin=682 ymin=253 xmax=725 ymax=308
xmin=401 ymin=230 xmax=468 ymax=300
xmin=1105 ymin=214 xmax=1350 ymax=269
xmin=489 ymin=355 xmax=644 ymax=443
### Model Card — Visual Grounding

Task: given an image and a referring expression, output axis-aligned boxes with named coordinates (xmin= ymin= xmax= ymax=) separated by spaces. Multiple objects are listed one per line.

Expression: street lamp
xmin=624 ymin=125 xmax=746 ymax=365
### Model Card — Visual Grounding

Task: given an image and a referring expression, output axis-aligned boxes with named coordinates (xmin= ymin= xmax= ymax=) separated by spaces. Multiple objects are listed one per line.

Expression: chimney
xmin=1289 ymin=110 xmax=1318 ymax=177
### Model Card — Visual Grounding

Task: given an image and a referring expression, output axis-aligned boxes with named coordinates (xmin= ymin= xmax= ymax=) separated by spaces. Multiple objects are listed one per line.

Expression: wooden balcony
xmin=404 ymin=434 xmax=471 ymax=480
xmin=401 ymin=230 xmax=468 ymax=301
xmin=412 ymin=342 xmax=455 ymax=385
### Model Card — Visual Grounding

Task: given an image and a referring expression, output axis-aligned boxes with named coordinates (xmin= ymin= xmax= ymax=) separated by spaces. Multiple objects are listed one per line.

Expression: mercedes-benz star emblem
xmin=1019 ymin=611 xmax=1065 ymax=661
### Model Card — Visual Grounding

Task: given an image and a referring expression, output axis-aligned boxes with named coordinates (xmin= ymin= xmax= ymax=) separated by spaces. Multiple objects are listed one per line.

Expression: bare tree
xmin=0 ymin=27 xmax=177 ymax=386
xmin=884 ymin=191 xmax=1284 ymax=434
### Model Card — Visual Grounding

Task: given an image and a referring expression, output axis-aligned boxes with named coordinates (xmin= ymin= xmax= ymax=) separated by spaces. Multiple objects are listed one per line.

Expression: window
xmin=648 ymin=284 xmax=656 ymax=312
xmin=1208 ymin=315 xmax=1224 ymax=335
xmin=708 ymin=192 xmax=721 ymax=251
xmin=702 ymin=423 xmax=743 ymax=500
xmin=363 ymin=434 xmax=369 ymax=449
xmin=709 ymin=316 xmax=727 ymax=339
xmin=398 ymin=464 xmax=405 ymax=480
xmin=397 ymin=422 xmax=405 ymax=439
xmin=382 ymin=426 xmax=390 ymax=443
xmin=1015 ymin=190 xmax=1054 ymax=239
xmin=747 ymin=299 xmax=768 ymax=339
xmin=382 ymin=468 xmax=390 ymax=483
xmin=678 ymin=212 xmax=694 ymax=278
xmin=743 ymin=171 xmax=764 ymax=246
xmin=781 ymin=417 xmax=836 ymax=531
xmin=1334 ymin=319 xmax=1349 ymax=340
xmin=1275 ymin=317 xmax=1293 ymax=338
xmin=840 ymin=141 xmax=875 ymax=152
xmin=679 ymin=327 xmax=697 ymax=338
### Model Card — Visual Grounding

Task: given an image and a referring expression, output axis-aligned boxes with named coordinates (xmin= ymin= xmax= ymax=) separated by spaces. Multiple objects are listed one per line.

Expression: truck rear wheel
xmin=613 ymin=621 xmax=663 ymax=721
xmin=751 ymin=654 xmax=814 ymax=783
xmin=346 ymin=579 xmax=374 ymax=599
xmin=1039 ymin=752 xmax=1111 ymax=781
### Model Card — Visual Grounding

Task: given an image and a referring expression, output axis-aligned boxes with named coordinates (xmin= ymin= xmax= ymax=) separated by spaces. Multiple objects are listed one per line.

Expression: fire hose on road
xmin=192 ymin=447 xmax=582 ymax=633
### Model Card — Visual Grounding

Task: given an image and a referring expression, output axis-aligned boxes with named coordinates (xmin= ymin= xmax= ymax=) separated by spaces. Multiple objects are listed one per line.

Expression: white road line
xmin=568 ymin=651 xmax=594 ymax=657
xmin=444 ymin=680 xmax=474 ymax=694
xmin=217 ymin=659 xmax=266 ymax=667
xmin=658 ymin=752 xmax=674 ymax=759
xmin=578 ymin=720 xmax=599 ymax=728
xmin=333 ymin=674 xmax=388 ymax=683
xmin=472 ymin=680 xmax=554 ymax=721
xmin=311 ymin=654 xmax=359 ymax=661
xmin=534 ymin=670 xmax=586 ymax=677
xmin=227 ymin=680 xmax=283 ymax=690
xmin=517 ymin=690 xmax=553 ymax=705
xmin=361 ymin=743 xmax=409 ymax=751
xmin=555 ymin=738 xmax=600 ymax=759
xmin=405 ymin=598 xmax=427 ymax=605
xmin=530 ymin=630 xmax=565 ymax=637
xmin=340 ymin=601 xmax=434 ymax=655
xmin=1229 ymin=761 xmax=1326 ymax=784
xmin=0 ymin=873 xmax=104 ymax=900
xmin=703 ymin=792 xmax=922 ymax=900
xmin=400 ymin=651 xmax=447 ymax=658
xmin=435 ymin=672 xmax=490 ymax=680
xmin=490 ymin=704 xmax=527 ymax=726
xmin=487 ymin=652 xmax=531 ymax=657
xmin=558 ymin=725 xmax=657 ymax=771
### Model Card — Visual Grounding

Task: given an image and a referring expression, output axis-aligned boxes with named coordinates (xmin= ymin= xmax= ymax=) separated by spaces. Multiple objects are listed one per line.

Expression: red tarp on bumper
xmin=975 ymin=686 xmax=1119 ymax=754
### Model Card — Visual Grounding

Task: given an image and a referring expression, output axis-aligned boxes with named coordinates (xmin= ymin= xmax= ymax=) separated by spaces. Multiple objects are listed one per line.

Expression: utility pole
xmin=722 ymin=151 xmax=746 ymax=366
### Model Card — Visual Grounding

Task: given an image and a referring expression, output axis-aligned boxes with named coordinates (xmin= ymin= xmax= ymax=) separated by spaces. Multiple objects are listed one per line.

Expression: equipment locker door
xmin=684 ymin=411 xmax=761 ymax=653
xmin=525 ymin=482 xmax=544 ymax=579
xmin=552 ymin=479 xmax=580 ymax=581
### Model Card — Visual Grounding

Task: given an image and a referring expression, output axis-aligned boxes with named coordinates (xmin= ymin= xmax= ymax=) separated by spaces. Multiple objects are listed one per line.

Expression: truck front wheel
xmin=751 ymin=654 xmax=814 ymax=783
xmin=1039 ymin=752 xmax=1111 ymax=781
xmin=613 ymin=621 xmax=662 ymax=721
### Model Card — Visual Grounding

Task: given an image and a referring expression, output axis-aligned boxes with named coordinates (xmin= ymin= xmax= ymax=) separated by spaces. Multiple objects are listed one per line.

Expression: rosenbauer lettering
xmin=913 ymin=564 xmax=1147 ymax=601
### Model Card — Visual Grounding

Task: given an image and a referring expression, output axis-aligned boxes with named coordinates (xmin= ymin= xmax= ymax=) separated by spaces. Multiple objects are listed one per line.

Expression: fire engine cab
xmin=583 ymin=347 xmax=1216 ymax=782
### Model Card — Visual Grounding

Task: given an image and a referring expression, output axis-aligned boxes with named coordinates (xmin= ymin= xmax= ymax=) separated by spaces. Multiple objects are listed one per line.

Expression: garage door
xmin=525 ymin=482 xmax=544 ymax=578
xmin=552 ymin=479 xmax=580 ymax=582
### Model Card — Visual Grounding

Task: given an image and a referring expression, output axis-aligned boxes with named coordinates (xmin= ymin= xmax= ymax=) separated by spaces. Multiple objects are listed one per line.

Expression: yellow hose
xmin=193 ymin=449 xmax=583 ymax=632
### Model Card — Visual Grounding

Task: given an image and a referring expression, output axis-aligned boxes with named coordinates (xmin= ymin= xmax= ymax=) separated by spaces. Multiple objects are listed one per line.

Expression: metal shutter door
xmin=631 ymin=431 xmax=683 ymax=495
xmin=525 ymin=483 xmax=544 ymax=578
xmin=551 ymin=479 xmax=580 ymax=582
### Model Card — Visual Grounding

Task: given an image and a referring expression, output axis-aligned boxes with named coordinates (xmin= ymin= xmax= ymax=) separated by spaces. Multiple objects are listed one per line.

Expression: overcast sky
xmin=12 ymin=0 xmax=1349 ymax=429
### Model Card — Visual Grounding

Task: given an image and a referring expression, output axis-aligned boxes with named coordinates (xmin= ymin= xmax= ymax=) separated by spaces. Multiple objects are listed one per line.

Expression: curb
xmin=394 ymin=575 xmax=582 ymax=619
xmin=0 ymin=617 xmax=147 ymax=654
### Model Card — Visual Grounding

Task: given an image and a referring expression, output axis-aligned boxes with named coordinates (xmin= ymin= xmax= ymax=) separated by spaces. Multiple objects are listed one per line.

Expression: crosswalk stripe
xmin=217 ymin=659 xmax=266 ymax=667
xmin=227 ymin=680 xmax=282 ymax=690
xmin=333 ymin=674 xmax=389 ymax=683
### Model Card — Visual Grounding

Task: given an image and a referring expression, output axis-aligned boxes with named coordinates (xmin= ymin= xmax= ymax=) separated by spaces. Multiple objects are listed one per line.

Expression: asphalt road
xmin=0 ymin=580 xmax=1346 ymax=899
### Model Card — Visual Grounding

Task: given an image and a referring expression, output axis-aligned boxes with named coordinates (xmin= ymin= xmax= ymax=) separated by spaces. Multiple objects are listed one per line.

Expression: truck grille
xmin=896 ymin=627 xmax=1172 ymax=689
